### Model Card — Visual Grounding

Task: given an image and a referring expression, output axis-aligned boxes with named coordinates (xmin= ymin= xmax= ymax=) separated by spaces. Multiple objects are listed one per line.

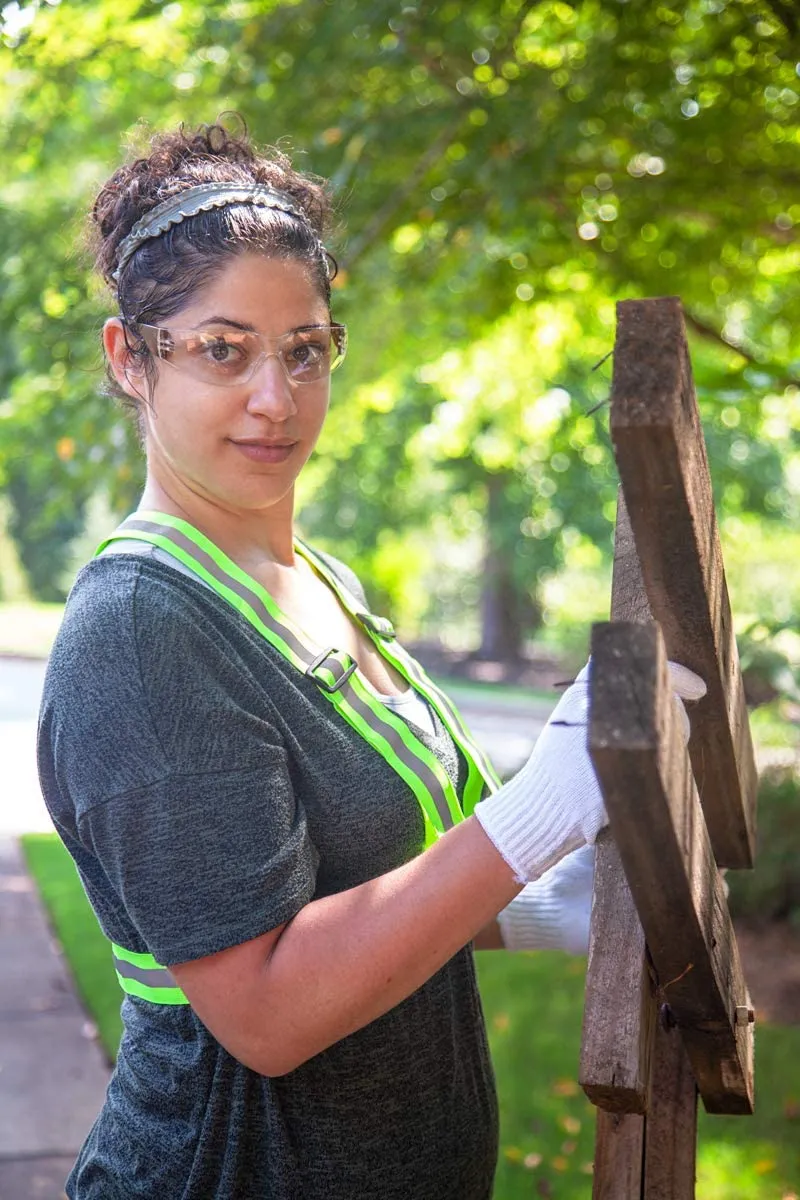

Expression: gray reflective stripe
xmin=309 ymin=651 xmax=356 ymax=689
xmin=296 ymin=541 xmax=500 ymax=798
xmin=336 ymin=673 xmax=456 ymax=831
xmin=328 ymin=661 xmax=351 ymax=684
xmin=113 ymin=954 xmax=179 ymax=990
xmin=107 ymin=517 xmax=460 ymax=834
xmin=120 ymin=518 xmax=315 ymax=668
xmin=356 ymin=612 xmax=395 ymax=638
xmin=389 ymin=647 xmax=500 ymax=791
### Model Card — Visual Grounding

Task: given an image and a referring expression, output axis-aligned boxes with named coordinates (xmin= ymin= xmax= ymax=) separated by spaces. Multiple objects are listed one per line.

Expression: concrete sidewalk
xmin=0 ymin=836 xmax=111 ymax=1200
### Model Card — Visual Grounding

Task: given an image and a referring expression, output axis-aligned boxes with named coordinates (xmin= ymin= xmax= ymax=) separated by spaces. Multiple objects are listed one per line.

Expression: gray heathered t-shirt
xmin=37 ymin=552 xmax=499 ymax=1200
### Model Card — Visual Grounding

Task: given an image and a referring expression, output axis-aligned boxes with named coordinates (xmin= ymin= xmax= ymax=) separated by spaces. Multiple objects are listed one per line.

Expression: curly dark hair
xmin=89 ymin=118 xmax=337 ymax=409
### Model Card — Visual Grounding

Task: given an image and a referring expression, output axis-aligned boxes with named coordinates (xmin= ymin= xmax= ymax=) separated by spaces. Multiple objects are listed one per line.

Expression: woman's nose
xmin=245 ymin=354 xmax=297 ymax=419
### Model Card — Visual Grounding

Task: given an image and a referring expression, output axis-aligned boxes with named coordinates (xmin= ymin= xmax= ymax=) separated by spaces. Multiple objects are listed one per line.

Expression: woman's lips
xmin=230 ymin=439 xmax=297 ymax=464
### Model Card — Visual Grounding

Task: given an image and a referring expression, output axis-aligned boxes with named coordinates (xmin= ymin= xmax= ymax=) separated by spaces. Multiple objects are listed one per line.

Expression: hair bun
xmin=90 ymin=119 xmax=333 ymax=289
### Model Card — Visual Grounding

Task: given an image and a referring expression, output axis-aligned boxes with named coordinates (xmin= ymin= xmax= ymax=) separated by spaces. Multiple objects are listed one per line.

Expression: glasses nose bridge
xmin=248 ymin=342 xmax=293 ymax=387
xmin=248 ymin=333 xmax=294 ymax=386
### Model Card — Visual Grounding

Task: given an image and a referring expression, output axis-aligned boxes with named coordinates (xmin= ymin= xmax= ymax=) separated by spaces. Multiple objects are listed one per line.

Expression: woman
xmin=37 ymin=122 xmax=682 ymax=1199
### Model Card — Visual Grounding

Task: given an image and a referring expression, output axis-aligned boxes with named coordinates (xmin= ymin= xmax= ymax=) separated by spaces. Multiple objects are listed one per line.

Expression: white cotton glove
xmin=498 ymin=844 xmax=595 ymax=954
xmin=474 ymin=663 xmax=603 ymax=884
xmin=667 ymin=661 xmax=707 ymax=739
xmin=473 ymin=660 xmax=707 ymax=886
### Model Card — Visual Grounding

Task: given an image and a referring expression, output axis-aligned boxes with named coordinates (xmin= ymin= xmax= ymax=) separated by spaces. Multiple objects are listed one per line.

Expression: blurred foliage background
xmin=1 ymin=0 xmax=800 ymax=669
xmin=4 ymin=5 xmax=800 ymax=1195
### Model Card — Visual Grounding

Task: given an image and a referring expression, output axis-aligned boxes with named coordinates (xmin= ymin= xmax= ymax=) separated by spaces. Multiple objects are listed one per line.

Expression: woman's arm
xmin=473 ymin=920 xmax=505 ymax=951
xmin=171 ymin=817 xmax=519 ymax=1075
xmin=172 ymin=672 xmax=606 ymax=1076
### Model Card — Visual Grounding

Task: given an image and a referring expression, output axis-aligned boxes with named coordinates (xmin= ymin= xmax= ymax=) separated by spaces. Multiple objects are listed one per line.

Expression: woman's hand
xmin=472 ymin=658 xmax=706 ymax=886
xmin=497 ymin=844 xmax=596 ymax=955
xmin=481 ymin=659 xmax=706 ymax=952
xmin=473 ymin=663 xmax=605 ymax=884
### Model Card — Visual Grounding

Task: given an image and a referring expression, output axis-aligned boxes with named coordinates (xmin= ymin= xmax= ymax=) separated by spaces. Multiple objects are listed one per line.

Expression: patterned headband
xmin=112 ymin=182 xmax=328 ymax=284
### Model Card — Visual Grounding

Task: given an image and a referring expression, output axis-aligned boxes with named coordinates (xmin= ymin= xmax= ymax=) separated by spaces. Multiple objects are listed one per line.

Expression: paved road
xmin=0 ymin=836 xmax=111 ymax=1199
xmin=1 ymin=660 xmax=111 ymax=1199
xmin=1 ymin=659 xmax=51 ymax=837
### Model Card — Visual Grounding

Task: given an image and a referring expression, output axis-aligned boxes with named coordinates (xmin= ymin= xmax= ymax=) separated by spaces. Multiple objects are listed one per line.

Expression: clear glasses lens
xmin=139 ymin=324 xmax=347 ymax=387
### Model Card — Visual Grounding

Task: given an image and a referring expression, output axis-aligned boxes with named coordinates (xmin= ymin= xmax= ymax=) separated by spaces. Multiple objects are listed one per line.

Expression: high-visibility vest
xmin=96 ymin=511 xmax=500 ymax=1005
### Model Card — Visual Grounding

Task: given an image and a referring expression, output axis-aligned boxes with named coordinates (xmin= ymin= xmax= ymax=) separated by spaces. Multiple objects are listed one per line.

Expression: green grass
xmin=476 ymin=953 xmax=800 ymax=1199
xmin=0 ymin=601 xmax=65 ymax=658
xmin=21 ymin=832 xmax=800 ymax=1197
xmin=21 ymin=833 xmax=123 ymax=1059
xmin=433 ymin=675 xmax=559 ymax=709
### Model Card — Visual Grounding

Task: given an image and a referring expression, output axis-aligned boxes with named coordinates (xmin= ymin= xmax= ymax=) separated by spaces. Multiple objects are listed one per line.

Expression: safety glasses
xmin=136 ymin=322 xmax=347 ymax=387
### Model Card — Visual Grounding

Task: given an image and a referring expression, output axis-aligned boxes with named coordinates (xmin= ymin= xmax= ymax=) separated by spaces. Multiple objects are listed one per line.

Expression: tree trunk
xmin=477 ymin=473 xmax=527 ymax=662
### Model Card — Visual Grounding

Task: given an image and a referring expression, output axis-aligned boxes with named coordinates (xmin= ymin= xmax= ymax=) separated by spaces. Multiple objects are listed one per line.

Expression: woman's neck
xmin=138 ymin=475 xmax=297 ymax=569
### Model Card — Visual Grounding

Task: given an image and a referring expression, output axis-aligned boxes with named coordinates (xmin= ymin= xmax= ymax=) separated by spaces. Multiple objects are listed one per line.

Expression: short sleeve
xmin=81 ymin=756 xmax=317 ymax=965
xmin=43 ymin=559 xmax=319 ymax=965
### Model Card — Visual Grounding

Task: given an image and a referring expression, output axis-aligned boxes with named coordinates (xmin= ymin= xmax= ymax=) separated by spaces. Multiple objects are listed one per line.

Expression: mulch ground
xmin=734 ymin=920 xmax=800 ymax=1027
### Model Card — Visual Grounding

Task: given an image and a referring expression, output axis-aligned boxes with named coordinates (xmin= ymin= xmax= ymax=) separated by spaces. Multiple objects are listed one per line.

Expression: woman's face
xmin=120 ymin=254 xmax=333 ymax=517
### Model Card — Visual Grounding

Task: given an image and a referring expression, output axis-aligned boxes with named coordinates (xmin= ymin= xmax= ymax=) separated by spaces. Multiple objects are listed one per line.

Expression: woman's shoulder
xmin=57 ymin=554 xmax=206 ymax=647
xmin=48 ymin=554 xmax=238 ymax=695
xmin=53 ymin=555 xmax=144 ymax=662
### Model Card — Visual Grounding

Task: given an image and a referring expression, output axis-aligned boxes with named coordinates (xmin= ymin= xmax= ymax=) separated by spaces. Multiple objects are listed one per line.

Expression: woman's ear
xmin=103 ymin=318 xmax=148 ymax=401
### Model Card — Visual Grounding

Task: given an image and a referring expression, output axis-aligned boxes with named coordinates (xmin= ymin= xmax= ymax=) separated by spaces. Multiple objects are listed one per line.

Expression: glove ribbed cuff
xmin=473 ymin=753 xmax=584 ymax=885
xmin=497 ymin=884 xmax=565 ymax=951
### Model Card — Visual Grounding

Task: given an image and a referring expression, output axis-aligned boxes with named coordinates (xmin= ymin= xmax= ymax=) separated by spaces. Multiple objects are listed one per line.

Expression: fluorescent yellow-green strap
xmin=295 ymin=540 xmax=502 ymax=813
xmin=111 ymin=943 xmax=189 ymax=1006
xmin=97 ymin=513 xmax=465 ymax=844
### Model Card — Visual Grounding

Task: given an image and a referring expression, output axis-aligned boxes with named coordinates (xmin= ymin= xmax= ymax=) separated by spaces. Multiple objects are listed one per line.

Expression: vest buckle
xmin=356 ymin=612 xmax=396 ymax=640
xmin=306 ymin=648 xmax=358 ymax=694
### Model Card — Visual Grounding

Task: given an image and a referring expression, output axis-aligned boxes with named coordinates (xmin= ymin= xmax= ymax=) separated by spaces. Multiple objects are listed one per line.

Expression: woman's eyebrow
xmin=194 ymin=317 xmax=329 ymax=334
xmin=196 ymin=316 xmax=256 ymax=332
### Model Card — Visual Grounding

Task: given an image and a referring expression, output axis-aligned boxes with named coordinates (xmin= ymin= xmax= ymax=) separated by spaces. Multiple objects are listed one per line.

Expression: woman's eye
xmin=205 ymin=337 xmax=238 ymax=363
xmin=288 ymin=342 xmax=325 ymax=365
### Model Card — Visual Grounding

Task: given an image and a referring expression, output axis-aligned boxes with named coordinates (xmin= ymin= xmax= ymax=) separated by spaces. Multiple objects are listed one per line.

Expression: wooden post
xmin=580 ymin=500 xmax=654 ymax=1115
xmin=590 ymin=622 xmax=754 ymax=1116
xmin=610 ymin=297 xmax=757 ymax=869
xmin=578 ymin=297 xmax=758 ymax=1198
xmin=592 ymin=1110 xmax=645 ymax=1200
xmin=643 ymin=1020 xmax=698 ymax=1197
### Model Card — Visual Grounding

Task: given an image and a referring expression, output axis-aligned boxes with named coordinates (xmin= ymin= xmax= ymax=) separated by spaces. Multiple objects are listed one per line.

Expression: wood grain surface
xmin=589 ymin=621 xmax=755 ymax=1115
xmin=592 ymin=1110 xmax=645 ymax=1200
xmin=610 ymin=297 xmax=757 ymax=869
xmin=580 ymin=496 xmax=655 ymax=1114
xmin=643 ymin=1018 xmax=699 ymax=1197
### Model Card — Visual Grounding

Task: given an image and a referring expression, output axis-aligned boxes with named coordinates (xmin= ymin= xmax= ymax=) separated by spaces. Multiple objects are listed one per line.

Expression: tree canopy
xmin=1 ymin=0 xmax=798 ymax=648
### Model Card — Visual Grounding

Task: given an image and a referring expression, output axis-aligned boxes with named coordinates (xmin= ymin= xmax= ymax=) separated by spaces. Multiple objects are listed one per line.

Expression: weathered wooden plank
xmin=592 ymin=1110 xmax=645 ymax=1200
xmin=610 ymin=491 xmax=652 ymax=626
xmin=580 ymin=829 xmax=654 ymax=1112
xmin=643 ymin=1018 xmax=698 ymax=1199
xmin=580 ymin=494 xmax=655 ymax=1114
xmin=589 ymin=621 xmax=755 ymax=1115
xmin=610 ymin=296 xmax=757 ymax=869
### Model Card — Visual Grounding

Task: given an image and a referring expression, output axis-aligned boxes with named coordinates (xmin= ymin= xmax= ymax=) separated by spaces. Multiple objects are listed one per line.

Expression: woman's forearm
xmin=257 ymin=817 xmax=521 ymax=1070
xmin=174 ymin=669 xmax=608 ymax=1075
xmin=183 ymin=817 xmax=521 ymax=1075
xmin=473 ymin=920 xmax=505 ymax=950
